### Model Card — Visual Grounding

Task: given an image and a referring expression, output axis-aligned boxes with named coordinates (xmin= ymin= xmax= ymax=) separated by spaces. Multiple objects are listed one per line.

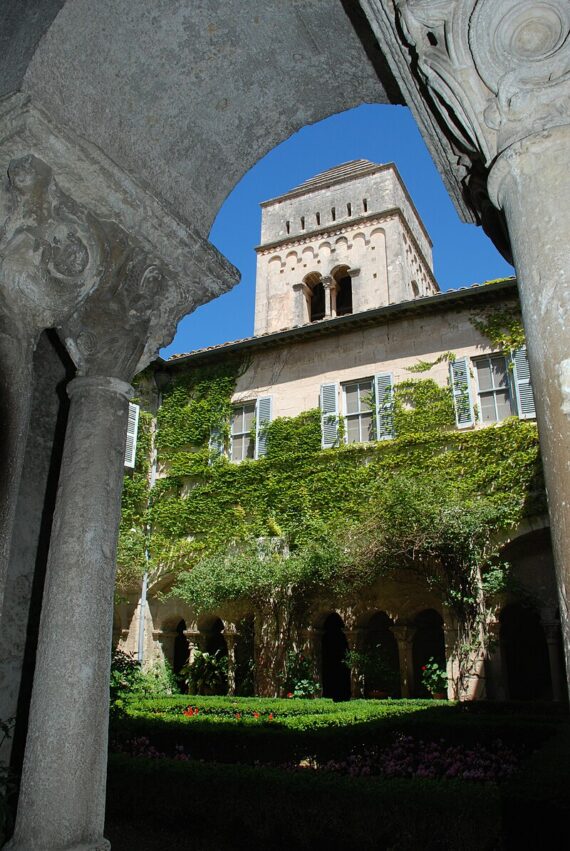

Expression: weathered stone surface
xmin=20 ymin=0 xmax=391 ymax=234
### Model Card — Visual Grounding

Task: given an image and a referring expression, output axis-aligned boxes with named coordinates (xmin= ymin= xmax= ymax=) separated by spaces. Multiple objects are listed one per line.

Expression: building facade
xmin=116 ymin=162 xmax=565 ymax=703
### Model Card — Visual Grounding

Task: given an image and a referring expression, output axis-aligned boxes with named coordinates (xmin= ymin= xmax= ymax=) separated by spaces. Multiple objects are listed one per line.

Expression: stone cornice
xmin=165 ymin=278 xmax=518 ymax=369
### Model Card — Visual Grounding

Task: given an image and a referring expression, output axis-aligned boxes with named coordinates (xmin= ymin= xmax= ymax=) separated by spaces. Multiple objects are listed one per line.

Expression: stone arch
xmin=330 ymin=264 xmax=353 ymax=317
xmin=303 ymin=271 xmax=325 ymax=322
xmin=321 ymin=612 xmax=351 ymax=701
xmin=197 ymin=614 xmax=228 ymax=658
xmin=500 ymin=604 xmax=552 ymax=700
xmin=412 ymin=608 xmax=446 ymax=697
xmin=360 ymin=610 xmax=401 ymax=697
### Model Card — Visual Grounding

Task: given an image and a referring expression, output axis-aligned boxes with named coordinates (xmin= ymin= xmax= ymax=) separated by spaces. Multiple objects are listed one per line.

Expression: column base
xmin=4 ymin=838 xmax=111 ymax=851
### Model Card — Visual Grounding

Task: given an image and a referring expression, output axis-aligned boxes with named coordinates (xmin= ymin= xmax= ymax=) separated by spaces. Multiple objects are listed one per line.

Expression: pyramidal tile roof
xmin=264 ymin=160 xmax=384 ymax=205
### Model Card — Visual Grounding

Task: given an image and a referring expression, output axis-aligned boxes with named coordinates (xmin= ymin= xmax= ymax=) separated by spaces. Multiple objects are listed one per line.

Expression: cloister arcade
xmin=0 ymin=2 xmax=568 ymax=848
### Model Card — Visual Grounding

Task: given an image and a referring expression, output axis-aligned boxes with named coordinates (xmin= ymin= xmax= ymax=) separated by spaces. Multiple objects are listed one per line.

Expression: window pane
xmin=480 ymin=393 xmax=497 ymax=423
xmin=231 ymin=435 xmax=243 ymax=461
xmin=476 ymin=360 xmax=493 ymax=392
xmin=231 ymin=408 xmax=243 ymax=435
xmin=346 ymin=416 xmax=360 ymax=443
xmin=495 ymin=390 xmax=513 ymax=421
xmin=345 ymin=384 xmax=359 ymax=415
xmin=245 ymin=435 xmax=255 ymax=459
xmin=359 ymin=381 xmax=372 ymax=412
xmin=243 ymin=403 xmax=255 ymax=432
xmin=491 ymin=357 xmax=508 ymax=388
xmin=360 ymin=411 xmax=373 ymax=442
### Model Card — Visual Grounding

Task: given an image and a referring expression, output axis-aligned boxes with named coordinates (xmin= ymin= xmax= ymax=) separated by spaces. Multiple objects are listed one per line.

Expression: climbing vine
xmin=117 ymin=355 xmax=544 ymax=689
xmin=471 ymin=306 xmax=526 ymax=352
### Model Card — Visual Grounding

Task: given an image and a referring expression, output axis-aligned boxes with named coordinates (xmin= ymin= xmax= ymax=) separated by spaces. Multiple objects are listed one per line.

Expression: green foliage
xmin=393 ymin=379 xmax=455 ymax=437
xmin=156 ymin=362 xmax=244 ymax=459
xmin=265 ymin=409 xmax=322 ymax=459
xmin=344 ymin=648 xmax=399 ymax=694
xmin=404 ymin=352 xmax=456 ymax=373
xmin=420 ymin=658 xmax=448 ymax=695
xmin=110 ymin=650 xmax=179 ymax=716
xmin=472 ymin=307 xmax=526 ymax=352
xmin=181 ymin=649 xmax=228 ymax=696
xmin=281 ymin=650 xmax=320 ymax=698
xmin=118 ymin=354 xmax=544 ymax=695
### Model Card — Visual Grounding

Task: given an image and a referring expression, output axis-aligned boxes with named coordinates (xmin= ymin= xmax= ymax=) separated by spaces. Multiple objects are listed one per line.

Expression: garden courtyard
xmin=101 ymin=665 xmax=570 ymax=850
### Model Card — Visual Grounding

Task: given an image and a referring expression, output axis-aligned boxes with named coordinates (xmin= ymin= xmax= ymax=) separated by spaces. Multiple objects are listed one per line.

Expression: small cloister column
xmin=344 ymin=628 xmax=363 ymax=698
xmin=372 ymin=0 xmax=570 ymax=696
xmin=224 ymin=626 xmax=239 ymax=696
xmin=322 ymin=275 xmax=336 ymax=320
xmin=391 ymin=624 xmax=415 ymax=698
xmin=485 ymin=619 xmax=507 ymax=702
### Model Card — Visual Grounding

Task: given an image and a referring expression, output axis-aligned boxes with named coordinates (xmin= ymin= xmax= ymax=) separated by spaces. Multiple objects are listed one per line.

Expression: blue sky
xmin=162 ymin=104 xmax=513 ymax=358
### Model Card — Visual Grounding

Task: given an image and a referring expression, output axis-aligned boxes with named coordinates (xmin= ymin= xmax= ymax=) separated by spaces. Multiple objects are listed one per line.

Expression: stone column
xmin=7 ymin=224 xmax=234 ymax=849
xmin=379 ymin=0 xmax=570 ymax=696
xmin=0 ymin=330 xmax=34 ymax=611
xmin=484 ymin=619 xmax=507 ymax=701
xmin=542 ymin=620 xmax=566 ymax=703
xmin=489 ymin=130 xmax=570 ymax=688
xmin=224 ymin=627 xmax=239 ymax=696
xmin=344 ymin=628 xmax=363 ymax=698
xmin=184 ymin=629 xmax=202 ymax=665
xmin=322 ymin=275 xmax=336 ymax=319
xmin=391 ymin=624 xmax=415 ymax=698
xmin=7 ymin=375 xmax=132 ymax=851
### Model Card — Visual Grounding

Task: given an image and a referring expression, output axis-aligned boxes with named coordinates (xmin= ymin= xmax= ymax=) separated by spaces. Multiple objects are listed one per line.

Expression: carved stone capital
xmin=395 ymin=0 xmax=569 ymax=164
xmin=58 ymin=236 xmax=175 ymax=380
xmin=359 ymin=0 xmax=569 ymax=248
xmin=0 ymin=154 xmax=113 ymax=334
xmin=0 ymin=93 xmax=239 ymax=360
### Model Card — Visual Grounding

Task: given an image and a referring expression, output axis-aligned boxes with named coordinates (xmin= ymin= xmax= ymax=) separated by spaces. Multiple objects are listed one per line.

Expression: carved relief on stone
xmin=395 ymin=0 xmax=570 ymax=164
xmin=0 ymin=155 xmax=109 ymax=332
xmin=59 ymin=241 xmax=173 ymax=381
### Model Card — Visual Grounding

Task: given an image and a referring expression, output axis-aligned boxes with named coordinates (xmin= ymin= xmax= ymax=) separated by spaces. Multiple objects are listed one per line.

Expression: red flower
xmin=253 ymin=711 xmax=260 ymax=719
xmin=421 ymin=666 xmax=426 ymax=671
xmin=269 ymin=713 xmax=274 ymax=720
xmin=287 ymin=692 xmax=293 ymax=698
xmin=235 ymin=712 xmax=241 ymax=719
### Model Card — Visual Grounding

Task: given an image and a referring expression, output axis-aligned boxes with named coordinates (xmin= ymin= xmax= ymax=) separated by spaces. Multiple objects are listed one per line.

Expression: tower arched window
xmin=332 ymin=266 xmax=353 ymax=317
xmin=310 ymin=280 xmax=326 ymax=322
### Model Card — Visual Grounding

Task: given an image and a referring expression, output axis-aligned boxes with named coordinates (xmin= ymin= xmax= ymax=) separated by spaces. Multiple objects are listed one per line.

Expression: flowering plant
xmin=280 ymin=650 xmax=320 ymax=698
xmin=420 ymin=657 xmax=447 ymax=695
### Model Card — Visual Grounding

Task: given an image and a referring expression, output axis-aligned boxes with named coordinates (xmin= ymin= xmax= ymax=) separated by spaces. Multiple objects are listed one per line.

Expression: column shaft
xmin=8 ymin=376 xmax=131 ymax=851
xmin=0 ymin=332 xmax=35 ymax=610
xmin=489 ymin=126 xmax=570 ymax=696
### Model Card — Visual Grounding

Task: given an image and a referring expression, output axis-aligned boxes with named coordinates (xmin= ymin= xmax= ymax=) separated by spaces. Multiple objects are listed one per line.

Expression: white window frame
xmin=473 ymin=353 xmax=515 ymax=424
xmin=230 ymin=401 xmax=256 ymax=463
xmin=342 ymin=378 xmax=374 ymax=445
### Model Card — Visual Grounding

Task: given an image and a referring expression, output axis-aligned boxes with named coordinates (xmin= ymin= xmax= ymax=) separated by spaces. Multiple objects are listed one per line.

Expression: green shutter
xmin=374 ymin=373 xmax=394 ymax=440
xmin=255 ymin=396 xmax=272 ymax=458
xmin=512 ymin=346 xmax=536 ymax=419
xmin=449 ymin=357 xmax=474 ymax=428
xmin=320 ymin=383 xmax=339 ymax=448
xmin=124 ymin=402 xmax=140 ymax=469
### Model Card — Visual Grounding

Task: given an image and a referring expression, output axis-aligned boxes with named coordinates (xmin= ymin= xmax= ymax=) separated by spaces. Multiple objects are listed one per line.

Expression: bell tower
xmin=254 ymin=160 xmax=438 ymax=335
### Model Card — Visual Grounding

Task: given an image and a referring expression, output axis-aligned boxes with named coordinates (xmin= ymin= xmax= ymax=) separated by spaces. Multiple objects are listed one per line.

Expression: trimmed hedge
xmin=111 ymin=697 xmax=558 ymax=766
xmin=106 ymin=754 xmax=501 ymax=851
